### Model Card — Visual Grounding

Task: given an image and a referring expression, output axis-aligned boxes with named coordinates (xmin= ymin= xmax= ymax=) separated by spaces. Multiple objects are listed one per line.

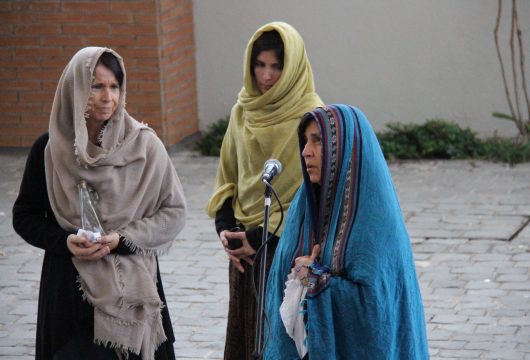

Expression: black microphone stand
xmin=252 ymin=180 xmax=272 ymax=360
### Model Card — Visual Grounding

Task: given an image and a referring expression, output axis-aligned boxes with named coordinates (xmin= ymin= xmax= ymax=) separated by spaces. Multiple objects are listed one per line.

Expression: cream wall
xmin=192 ymin=0 xmax=530 ymax=137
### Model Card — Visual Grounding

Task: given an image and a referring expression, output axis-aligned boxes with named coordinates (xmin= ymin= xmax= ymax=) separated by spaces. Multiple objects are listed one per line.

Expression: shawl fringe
xmin=94 ymin=338 xmax=136 ymax=358
xmin=121 ymin=236 xmax=171 ymax=257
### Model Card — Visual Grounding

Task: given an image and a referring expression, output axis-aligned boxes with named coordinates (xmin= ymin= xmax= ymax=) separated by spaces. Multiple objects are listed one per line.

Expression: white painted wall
xmin=192 ymin=0 xmax=530 ymax=137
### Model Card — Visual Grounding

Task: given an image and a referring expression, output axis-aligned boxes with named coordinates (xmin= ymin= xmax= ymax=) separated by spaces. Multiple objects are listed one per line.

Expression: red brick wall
xmin=159 ymin=0 xmax=197 ymax=145
xmin=0 ymin=0 xmax=198 ymax=147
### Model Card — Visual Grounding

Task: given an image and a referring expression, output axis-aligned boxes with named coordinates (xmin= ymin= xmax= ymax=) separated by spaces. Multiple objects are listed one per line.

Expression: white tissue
xmin=77 ymin=228 xmax=101 ymax=243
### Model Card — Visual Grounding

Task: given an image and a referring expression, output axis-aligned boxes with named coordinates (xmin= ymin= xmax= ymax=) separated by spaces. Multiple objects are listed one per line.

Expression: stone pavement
xmin=0 ymin=148 xmax=529 ymax=360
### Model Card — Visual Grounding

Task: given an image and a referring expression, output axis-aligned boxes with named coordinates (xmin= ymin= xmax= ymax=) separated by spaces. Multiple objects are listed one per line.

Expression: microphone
xmin=262 ymin=159 xmax=282 ymax=183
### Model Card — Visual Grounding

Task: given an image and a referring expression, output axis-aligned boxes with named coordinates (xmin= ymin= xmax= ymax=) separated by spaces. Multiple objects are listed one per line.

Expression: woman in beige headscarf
xmin=13 ymin=47 xmax=186 ymax=360
xmin=205 ymin=22 xmax=322 ymax=359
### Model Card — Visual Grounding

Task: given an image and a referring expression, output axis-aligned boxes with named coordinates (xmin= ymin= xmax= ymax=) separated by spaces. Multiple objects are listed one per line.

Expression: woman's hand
xmin=218 ymin=229 xmax=231 ymax=249
xmin=67 ymin=231 xmax=119 ymax=260
xmin=293 ymin=244 xmax=321 ymax=281
xmin=220 ymin=230 xmax=256 ymax=273
xmin=98 ymin=232 xmax=119 ymax=251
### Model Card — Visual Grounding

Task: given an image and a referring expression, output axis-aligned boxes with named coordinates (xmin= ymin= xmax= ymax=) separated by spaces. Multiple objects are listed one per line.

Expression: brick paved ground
xmin=1 ymin=148 xmax=529 ymax=359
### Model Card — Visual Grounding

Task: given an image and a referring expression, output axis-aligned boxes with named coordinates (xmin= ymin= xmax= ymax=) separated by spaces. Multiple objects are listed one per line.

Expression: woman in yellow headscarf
xmin=205 ymin=22 xmax=322 ymax=359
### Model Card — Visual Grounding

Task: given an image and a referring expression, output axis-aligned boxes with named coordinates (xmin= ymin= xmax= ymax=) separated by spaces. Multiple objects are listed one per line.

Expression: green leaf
xmin=492 ymin=112 xmax=516 ymax=121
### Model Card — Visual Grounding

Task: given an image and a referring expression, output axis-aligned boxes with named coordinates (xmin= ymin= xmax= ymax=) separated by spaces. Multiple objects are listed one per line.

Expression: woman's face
xmin=253 ymin=50 xmax=283 ymax=94
xmin=85 ymin=64 xmax=120 ymax=124
xmin=302 ymin=120 xmax=323 ymax=184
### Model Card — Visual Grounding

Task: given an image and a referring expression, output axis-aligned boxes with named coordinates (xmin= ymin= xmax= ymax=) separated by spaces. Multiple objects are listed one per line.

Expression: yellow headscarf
xmin=206 ymin=22 xmax=323 ymax=235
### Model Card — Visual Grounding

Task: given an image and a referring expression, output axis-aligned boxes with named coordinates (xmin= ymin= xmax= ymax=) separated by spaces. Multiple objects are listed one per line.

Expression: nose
xmin=263 ymin=68 xmax=273 ymax=80
xmin=101 ymin=87 xmax=112 ymax=101
xmin=302 ymin=142 xmax=312 ymax=157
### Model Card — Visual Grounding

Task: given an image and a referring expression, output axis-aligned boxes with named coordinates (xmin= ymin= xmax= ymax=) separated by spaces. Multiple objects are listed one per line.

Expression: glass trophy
xmin=77 ymin=180 xmax=106 ymax=242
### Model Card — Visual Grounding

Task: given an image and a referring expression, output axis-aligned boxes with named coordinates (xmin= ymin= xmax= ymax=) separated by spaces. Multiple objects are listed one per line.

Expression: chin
xmin=308 ymin=176 xmax=320 ymax=184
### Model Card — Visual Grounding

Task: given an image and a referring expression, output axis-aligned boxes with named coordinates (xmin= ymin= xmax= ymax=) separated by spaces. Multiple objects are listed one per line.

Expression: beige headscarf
xmin=44 ymin=47 xmax=187 ymax=359
xmin=206 ymin=22 xmax=323 ymax=234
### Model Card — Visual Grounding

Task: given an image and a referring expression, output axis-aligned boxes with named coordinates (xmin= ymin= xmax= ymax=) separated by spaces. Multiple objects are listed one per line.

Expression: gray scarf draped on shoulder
xmin=44 ymin=46 xmax=187 ymax=359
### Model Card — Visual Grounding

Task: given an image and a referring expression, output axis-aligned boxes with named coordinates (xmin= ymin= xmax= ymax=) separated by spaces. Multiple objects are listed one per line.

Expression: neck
xmin=86 ymin=120 xmax=104 ymax=145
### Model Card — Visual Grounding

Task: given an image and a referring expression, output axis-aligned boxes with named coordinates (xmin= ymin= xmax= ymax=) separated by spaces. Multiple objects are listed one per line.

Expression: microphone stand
xmin=252 ymin=180 xmax=272 ymax=360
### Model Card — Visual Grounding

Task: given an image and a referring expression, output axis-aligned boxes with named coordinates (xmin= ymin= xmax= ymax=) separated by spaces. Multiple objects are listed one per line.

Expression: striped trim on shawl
xmin=295 ymin=105 xmax=362 ymax=276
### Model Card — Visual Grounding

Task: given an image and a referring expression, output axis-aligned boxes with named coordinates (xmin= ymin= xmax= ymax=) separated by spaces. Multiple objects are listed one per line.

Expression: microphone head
xmin=264 ymin=159 xmax=282 ymax=174
xmin=262 ymin=159 xmax=282 ymax=183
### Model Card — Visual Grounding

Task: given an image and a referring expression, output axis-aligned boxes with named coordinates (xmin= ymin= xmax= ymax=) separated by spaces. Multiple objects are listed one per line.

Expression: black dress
xmin=215 ymin=198 xmax=279 ymax=360
xmin=12 ymin=133 xmax=176 ymax=360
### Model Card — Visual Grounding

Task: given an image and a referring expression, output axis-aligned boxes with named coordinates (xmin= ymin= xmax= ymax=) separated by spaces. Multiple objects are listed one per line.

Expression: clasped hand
xmin=219 ymin=230 xmax=256 ymax=273
xmin=67 ymin=231 xmax=119 ymax=261
xmin=293 ymin=244 xmax=321 ymax=282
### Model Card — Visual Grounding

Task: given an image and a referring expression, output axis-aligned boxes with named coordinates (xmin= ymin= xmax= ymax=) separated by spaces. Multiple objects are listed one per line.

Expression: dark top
xmin=12 ymin=133 xmax=175 ymax=360
xmin=214 ymin=197 xmax=279 ymax=250
xmin=215 ymin=197 xmax=280 ymax=359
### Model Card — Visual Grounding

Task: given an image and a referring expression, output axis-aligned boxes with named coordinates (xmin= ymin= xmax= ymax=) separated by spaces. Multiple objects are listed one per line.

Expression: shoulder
xmin=137 ymin=128 xmax=168 ymax=160
xmin=220 ymin=105 xmax=243 ymax=141
xmin=33 ymin=132 xmax=49 ymax=151
xmin=27 ymin=132 xmax=49 ymax=160
xmin=19 ymin=133 xmax=49 ymax=176
xmin=229 ymin=104 xmax=244 ymax=127
xmin=125 ymin=115 xmax=165 ymax=152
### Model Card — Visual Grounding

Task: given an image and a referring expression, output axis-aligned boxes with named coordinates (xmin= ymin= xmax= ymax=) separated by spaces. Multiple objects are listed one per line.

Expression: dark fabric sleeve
xmin=12 ymin=133 xmax=72 ymax=256
xmin=214 ymin=197 xmax=237 ymax=235
xmin=245 ymin=227 xmax=279 ymax=251
xmin=111 ymin=235 xmax=136 ymax=255
xmin=245 ymin=227 xmax=263 ymax=250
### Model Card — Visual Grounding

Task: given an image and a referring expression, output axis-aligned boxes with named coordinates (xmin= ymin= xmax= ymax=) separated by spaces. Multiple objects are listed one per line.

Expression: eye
xmin=309 ymin=134 xmax=321 ymax=144
xmin=272 ymin=63 xmax=283 ymax=71
xmin=91 ymin=83 xmax=103 ymax=89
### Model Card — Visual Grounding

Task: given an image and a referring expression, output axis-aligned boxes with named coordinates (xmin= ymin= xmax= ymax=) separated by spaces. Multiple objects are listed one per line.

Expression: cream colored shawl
xmin=206 ymin=22 xmax=323 ymax=234
xmin=44 ymin=47 xmax=187 ymax=359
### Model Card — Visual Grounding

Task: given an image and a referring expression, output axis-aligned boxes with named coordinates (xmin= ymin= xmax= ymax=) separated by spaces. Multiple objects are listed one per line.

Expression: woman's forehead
xmin=305 ymin=120 xmax=321 ymax=136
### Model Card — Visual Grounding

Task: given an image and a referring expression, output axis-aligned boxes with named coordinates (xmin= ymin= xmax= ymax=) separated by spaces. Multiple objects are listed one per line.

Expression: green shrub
xmin=377 ymin=119 xmax=529 ymax=164
xmin=480 ymin=136 xmax=530 ymax=164
xmin=196 ymin=116 xmax=229 ymax=156
xmin=197 ymin=117 xmax=529 ymax=164
xmin=377 ymin=120 xmax=483 ymax=160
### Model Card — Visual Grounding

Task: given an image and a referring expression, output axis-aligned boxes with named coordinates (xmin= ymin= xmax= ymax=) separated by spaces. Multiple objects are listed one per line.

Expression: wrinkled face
xmin=302 ymin=120 xmax=323 ymax=184
xmin=85 ymin=64 xmax=120 ymax=124
xmin=253 ymin=50 xmax=283 ymax=94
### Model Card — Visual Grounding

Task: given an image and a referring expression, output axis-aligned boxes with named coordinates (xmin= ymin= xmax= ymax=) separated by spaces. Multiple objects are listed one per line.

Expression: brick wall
xmin=158 ymin=0 xmax=197 ymax=145
xmin=0 ymin=0 xmax=198 ymax=147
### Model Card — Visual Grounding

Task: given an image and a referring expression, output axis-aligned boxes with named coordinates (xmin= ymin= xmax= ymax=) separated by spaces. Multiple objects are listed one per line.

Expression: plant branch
xmin=510 ymin=0 xmax=523 ymax=129
xmin=494 ymin=0 xmax=517 ymax=122
xmin=514 ymin=2 xmax=530 ymax=131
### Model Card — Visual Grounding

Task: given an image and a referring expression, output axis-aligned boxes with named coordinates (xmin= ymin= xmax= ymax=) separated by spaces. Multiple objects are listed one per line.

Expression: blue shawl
xmin=264 ymin=104 xmax=429 ymax=359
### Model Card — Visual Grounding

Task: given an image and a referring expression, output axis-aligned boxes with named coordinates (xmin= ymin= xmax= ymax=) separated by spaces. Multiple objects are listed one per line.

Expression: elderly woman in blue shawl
xmin=264 ymin=104 xmax=429 ymax=359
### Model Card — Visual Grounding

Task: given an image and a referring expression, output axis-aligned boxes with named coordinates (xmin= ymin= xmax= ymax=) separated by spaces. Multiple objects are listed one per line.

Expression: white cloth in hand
xmin=279 ymin=269 xmax=308 ymax=358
